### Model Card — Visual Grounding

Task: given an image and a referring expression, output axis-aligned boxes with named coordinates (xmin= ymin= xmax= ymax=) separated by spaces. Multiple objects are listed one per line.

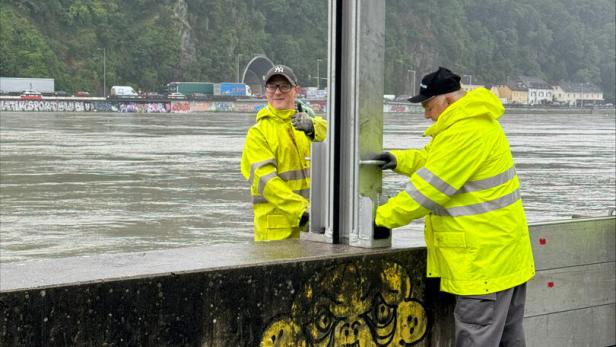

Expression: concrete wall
xmin=1 ymin=217 xmax=613 ymax=346
xmin=525 ymin=217 xmax=615 ymax=346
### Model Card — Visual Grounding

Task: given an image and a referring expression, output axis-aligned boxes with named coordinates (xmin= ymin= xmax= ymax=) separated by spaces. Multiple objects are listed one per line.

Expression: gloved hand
xmin=373 ymin=152 xmax=397 ymax=170
xmin=292 ymin=112 xmax=315 ymax=136
xmin=373 ymin=221 xmax=391 ymax=239
xmin=296 ymin=100 xmax=315 ymax=117
xmin=299 ymin=211 xmax=310 ymax=227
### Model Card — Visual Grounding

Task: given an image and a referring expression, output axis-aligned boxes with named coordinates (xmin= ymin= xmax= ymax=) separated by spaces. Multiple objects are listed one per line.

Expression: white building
xmin=519 ymin=76 xmax=553 ymax=105
xmin=554 ymin=82 xmax=604 ymax=106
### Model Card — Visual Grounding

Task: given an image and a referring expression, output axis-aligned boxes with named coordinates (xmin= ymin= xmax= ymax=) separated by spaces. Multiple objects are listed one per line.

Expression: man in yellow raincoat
xmin=241 ymin=65 xmax=327 ymax=241
xmin=373 ymin=67 xmax=535 ymax=346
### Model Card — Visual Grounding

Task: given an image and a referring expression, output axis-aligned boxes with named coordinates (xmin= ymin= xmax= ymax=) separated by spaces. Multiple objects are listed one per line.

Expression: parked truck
xmin=213 ymin=82 xmax=250 ymax=97
xmin=109 ymin=86 xmax=138 ymax=98
xmin=0 ymin=77 xmax=54 ymax=94
xmin=166 ymin=82 xmax=214 ymax=96
xmin=165 ymin=81 xmax=250 ymax=99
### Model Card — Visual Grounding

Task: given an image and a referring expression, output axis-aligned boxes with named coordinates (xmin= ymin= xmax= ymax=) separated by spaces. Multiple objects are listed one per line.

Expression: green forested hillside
xmin=1 ymin=0 xmax=614 ymax=101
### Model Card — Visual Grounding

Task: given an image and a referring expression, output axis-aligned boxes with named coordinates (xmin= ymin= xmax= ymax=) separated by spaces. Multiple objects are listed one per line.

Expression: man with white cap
xmin=241 ymin=64 xmax=327 ymax=241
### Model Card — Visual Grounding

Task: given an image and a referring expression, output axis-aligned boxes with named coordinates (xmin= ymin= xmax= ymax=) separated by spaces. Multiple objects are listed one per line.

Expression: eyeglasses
xmin=266 ymin=83 xmax=292 ymax=93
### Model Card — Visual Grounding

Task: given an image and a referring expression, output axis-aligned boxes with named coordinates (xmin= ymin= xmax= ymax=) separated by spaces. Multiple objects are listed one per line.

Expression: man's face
xmin=421 ymin=95 xmax=449 ymax=122
xmin=265 ymin=75 xmax=299 ymax=110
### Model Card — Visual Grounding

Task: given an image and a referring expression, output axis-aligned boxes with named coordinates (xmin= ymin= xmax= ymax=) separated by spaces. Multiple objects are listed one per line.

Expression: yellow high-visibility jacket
xmin=241 ymin=102 xmax=327 ymax=241
xmin=376 ymin=88 xmax=535 ymax=295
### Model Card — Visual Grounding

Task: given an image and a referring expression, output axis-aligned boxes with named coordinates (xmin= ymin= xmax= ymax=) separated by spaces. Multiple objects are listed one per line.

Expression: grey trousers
xmin=454 ymin=283 xmax=527 ymax=347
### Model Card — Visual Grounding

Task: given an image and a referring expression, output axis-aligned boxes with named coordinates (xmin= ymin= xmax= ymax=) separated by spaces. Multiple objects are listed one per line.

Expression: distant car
xmin=145 ymin=92 xmax=164 ymax=99
xmin=190 ymin=92 xmax=209 ymax=100
xmin=394 ymin=95 xmax=412 ymax=102
xmin=54 ymin=91 xmax=68 ymax=96
xmin=20 ymin=90 xmax=43 ymax=100
xmin=167 ymin=92 xmax=186 ymax=100
xmin=73 ymin=91 xmax=90 ymax=97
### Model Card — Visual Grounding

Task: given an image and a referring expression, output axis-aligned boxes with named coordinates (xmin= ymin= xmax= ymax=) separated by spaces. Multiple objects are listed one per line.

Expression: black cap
xmin=264 ymin=65 xmax=298 ymax=86
xmin=408 ymin=67 xmax=461 ymax=103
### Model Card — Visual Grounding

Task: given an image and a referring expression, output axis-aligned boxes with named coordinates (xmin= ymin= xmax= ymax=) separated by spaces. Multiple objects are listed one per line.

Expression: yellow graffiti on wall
xmin=261 ymin=261 xmax=428 ymax=346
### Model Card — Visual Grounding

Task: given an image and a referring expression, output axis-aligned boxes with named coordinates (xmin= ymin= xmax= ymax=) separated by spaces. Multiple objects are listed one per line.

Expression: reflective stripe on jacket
xmin=241 ymin=103 xmax=327 ymax=241
xmin=376 ymin=88 xmax=535 ymax=295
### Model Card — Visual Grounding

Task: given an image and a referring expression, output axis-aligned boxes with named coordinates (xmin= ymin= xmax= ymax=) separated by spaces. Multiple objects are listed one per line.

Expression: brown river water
xmin=0 ymin=111 xmax=614 ymax=262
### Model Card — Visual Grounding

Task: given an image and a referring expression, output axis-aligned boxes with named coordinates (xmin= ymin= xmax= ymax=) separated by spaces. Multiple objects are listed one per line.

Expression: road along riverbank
xmin=1 ymin=97 xmax=613 ymax=115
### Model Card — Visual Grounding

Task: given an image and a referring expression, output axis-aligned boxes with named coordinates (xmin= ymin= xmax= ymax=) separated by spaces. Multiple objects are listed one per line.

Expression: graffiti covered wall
xmin=260 ymin=261 xmax=428 ymax=346
xmin=1 ymin=100 xmax=95 ymax=112
xmin=0 ymin=244 xmax=452 ymax=346
xmin=1 ymin=99 xmax=419 ymax=114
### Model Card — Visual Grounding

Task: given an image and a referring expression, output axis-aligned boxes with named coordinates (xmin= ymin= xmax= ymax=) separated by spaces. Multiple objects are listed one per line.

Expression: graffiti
xmin=211 ymin=102 xmax=233 ymax=112
xmin=94 ymin=102 xmax=115 ymax=112
xmin=260 ymin=261 xmax=428 ymax=346
xmin=235 ymin=102 xmax=266 ymax=113
xmin=171 ymin=101 xmax=191 ymax=113
xmin=383 ymin=103 xmax=422 ymax=113
xmin=0 ymin=100 xmax=94 ymax=112
xmin=145 ymin=103 xmax=169 ymax=113
xmin=190 ymin=102 xmax=212 ymax=112
xmin=118 ymin=103 xmax=138 ymax=113
xmin=390 ymin=105 xmax=408 ymax=113
xmin=117 ymin=102 xmax=169 ymax=113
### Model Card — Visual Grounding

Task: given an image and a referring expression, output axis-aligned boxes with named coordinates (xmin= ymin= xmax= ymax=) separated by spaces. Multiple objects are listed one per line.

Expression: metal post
xmin=236 ymin=54 xmax=243 ymax=83
xmin=303 ymin=0 xmax=389 ymax=248
xmin=97 ymin=48 xmax=107 ymax=98
xmin=406 ymin=69 xmax=415 ymax=96
xmin=316 ymin=59 xmax=322 ymax=89
xmin=409 ymin=69 xmax=416 ymax=96
xmin=103 ymin=48 xmax=106 ymax=98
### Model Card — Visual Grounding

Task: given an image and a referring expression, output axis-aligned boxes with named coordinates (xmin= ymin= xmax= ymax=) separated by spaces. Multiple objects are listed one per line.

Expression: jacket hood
xmin=424 ymin=88 xmax=505 ymax=137
xmin=256 ymin=103 xmax=296 ymax=122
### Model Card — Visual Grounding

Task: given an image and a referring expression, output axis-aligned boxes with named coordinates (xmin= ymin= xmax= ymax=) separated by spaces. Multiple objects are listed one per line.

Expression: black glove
xmin=299 ymin=211 xmax=310 ymax=227
xmin=373 ymin=152 xmax=397 ymax=170
xmin=373 ymin=221 xmax=391 ymax=240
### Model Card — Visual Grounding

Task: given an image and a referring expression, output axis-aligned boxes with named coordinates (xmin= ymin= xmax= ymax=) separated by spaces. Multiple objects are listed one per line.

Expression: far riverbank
xmin=0 ymin=97 xmax=614 ymax=115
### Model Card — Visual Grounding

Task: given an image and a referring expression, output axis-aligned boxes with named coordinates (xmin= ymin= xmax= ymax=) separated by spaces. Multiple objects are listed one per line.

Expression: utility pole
xmin=97 ymin=48 xmax=106 ymax=98
xmin=408 ymin=69 xmax=416 ymax=96
xmin=316 ymin=59 xmax=322 ymax=89
xmin=236 ymin=53 xmax=244 ymax=83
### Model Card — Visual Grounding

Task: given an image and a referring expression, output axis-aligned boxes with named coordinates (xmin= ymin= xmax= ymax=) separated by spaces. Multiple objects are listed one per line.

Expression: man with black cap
xmin=373 ymin=67 xmax=535 ymax=346
xmin=241 ymin=64 xmax=327 ymax=241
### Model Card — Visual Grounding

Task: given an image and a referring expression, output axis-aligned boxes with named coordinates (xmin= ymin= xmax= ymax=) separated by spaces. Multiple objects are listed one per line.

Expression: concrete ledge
xmin=1 ymin=218 xmax=613 ymax=346
xmin=1 ymin=237 xmax=443 ymax=346
xmin=0 ymin=234 xmax=426 ymax=293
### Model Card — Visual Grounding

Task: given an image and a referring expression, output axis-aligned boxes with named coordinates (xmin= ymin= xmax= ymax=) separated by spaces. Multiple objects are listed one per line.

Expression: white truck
xmin=109 ymin=86 xmax=138 ymax=98
xmin=0 ymin=77 xmax=54 ymax=94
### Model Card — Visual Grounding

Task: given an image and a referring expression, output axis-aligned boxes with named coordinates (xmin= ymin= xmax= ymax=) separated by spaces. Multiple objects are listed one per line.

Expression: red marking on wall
xmin=547 ymin=281 xmax=554 ymax=288
xmin=539 ymin=238 xmax=547 ymax=245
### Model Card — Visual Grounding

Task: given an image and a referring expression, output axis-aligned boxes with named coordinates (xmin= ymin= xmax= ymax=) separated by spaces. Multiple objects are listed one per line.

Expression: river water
xmin=1 ymin=111 xmax=614 ymax=263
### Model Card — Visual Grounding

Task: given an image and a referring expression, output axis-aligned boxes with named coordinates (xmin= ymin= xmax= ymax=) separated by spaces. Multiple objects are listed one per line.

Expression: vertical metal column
xmin=301 ymin=0 xmax=338 ymax=244
xmin=303 ymin=0 xmax=390 ymax=248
